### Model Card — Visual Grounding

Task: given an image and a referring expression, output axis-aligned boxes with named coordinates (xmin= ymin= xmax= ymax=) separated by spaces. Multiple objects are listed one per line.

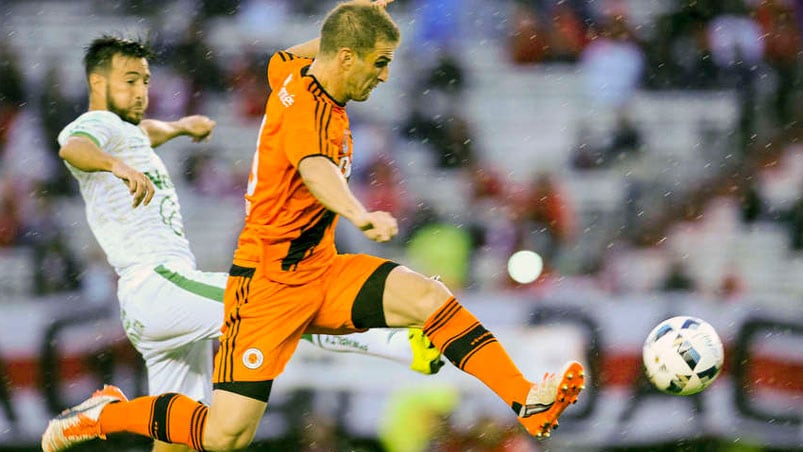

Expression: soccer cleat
xmin=516 ymin=361 xmax=584 ymax=438
xmin=408 ymin=327 xmax=445 ymax=375
xmin=41 ymin=384 xmax=128 ymax=452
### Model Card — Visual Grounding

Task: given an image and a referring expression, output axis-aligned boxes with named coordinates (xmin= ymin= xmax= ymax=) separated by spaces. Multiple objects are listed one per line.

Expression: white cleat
xmin=41 ymin=384 xmax=128 ymax=452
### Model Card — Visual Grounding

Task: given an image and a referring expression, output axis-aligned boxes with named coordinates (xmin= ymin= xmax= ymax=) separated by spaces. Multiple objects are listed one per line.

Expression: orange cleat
xmin=516 ymin=361 xmax=585 ymax=438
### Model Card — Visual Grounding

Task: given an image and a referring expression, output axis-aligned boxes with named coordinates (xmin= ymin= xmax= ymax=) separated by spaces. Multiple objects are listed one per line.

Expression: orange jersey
xmin=234 ymin=51 xmax=353 ymax=285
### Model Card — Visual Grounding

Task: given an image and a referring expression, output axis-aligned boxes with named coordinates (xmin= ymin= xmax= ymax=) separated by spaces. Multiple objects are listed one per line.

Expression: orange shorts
xmin=213 ymin=253 xmax=396 ymax=384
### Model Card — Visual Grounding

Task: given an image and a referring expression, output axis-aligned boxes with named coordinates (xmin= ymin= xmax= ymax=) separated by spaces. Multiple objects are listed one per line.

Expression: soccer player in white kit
xmin=55 ymin=35 xmax=442 ymax=452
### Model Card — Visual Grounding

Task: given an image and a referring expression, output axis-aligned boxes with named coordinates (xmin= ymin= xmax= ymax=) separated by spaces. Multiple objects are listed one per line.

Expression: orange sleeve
xmin=267 ymin=51 xmax=313 ymax=91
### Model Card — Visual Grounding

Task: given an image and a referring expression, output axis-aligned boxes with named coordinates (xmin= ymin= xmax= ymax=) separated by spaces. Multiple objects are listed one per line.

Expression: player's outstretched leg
xmin=420 ymin=296 xmax=584 ymax=438
xmin=42 ymin=387 xmax=208 ymax=452
xmin=303 ymin=327 xmax=444 ymax=375
xmin=41 ymin=385 xmax=128 ymax=452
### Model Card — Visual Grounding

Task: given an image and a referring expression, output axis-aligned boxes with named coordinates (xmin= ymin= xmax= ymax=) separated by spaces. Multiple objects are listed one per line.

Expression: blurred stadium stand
xmin=0 ymin=0 xmax=800 ymax=450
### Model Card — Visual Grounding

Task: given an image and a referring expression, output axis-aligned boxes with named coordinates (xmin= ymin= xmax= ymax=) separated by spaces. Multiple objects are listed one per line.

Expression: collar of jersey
xmin=301 ymin=65 xmax=346 ymax=108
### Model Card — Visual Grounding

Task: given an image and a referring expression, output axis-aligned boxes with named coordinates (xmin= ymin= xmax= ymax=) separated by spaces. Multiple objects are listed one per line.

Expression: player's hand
xmin=180 ymin=115 xmax=216 ymax=143
xmin=111 ymin=160 xmax=155 ymax=207
xmin=358 ymin=211 xmax=398 ymax=243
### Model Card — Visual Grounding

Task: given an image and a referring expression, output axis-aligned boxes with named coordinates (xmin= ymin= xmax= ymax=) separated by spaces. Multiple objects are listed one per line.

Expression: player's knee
xmin=202 ymin=423 xmax=256 ymax=451
xmin=410 ymin=275 xmax=452 ymax=320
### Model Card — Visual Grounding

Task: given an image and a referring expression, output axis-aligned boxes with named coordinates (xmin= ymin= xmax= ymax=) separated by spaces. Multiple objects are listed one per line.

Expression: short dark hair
xmin=83 ymin=35 xmax=154 ymax=78
xmin=319 ymin=0 xmax=400 ymax=57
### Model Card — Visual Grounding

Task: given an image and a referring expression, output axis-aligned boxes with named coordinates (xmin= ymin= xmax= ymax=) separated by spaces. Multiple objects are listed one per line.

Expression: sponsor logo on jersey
xmin=279 ymin=74 xmax=295 ymax=107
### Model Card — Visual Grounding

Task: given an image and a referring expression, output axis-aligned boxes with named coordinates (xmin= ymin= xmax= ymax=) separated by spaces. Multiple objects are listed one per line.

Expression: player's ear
xmin=89 ymin=72 xmax=106 ymax=91
xmin=338 ymin=47 xmax=354 ymax=69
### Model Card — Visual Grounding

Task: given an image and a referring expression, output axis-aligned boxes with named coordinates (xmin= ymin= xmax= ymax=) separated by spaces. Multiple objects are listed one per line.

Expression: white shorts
xmin=117 ymin=262 xmax=226 ymax=404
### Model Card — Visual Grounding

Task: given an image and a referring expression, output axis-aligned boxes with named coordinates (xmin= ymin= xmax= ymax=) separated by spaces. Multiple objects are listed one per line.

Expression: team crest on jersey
xmin=242 ymin=348 xmax=264 ymax=369
xmin=338 ymin=129 xmax=352 ymax=178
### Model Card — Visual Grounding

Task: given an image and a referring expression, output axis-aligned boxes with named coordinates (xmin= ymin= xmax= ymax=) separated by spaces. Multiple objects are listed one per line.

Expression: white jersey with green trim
xmin=58 ymin=110 xmax=195 ymax=275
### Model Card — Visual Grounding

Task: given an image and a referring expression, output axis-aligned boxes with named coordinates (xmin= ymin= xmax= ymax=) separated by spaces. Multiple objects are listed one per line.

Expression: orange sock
xmin=423 ymin=297 xmax=532 ymax=413
xmin=100 ymin=393 xmax=207 ymax=451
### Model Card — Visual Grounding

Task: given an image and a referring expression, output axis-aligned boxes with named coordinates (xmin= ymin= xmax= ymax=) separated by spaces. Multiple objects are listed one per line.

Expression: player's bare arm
xmin=59 ymin=135 xmax=155 ymax=207
xmin=284 ymin=0 xmax=394 ymax=58
xmin=297 ymin=155 xmax=398 ymax=242
xmin=139 ymin=115 xmax=216 ymax=147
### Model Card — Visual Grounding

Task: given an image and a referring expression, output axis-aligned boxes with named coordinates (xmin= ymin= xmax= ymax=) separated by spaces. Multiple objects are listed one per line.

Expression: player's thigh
xmin=215 ymin=263 xmax=322 ymax=384
xmin=120 ymin=267 xmax=226 ymax=349
xmin=382 ymin=265 xmax=453 ymax=327
xmin=146 ymin=340 xmax=214 ymax=403
xmin=313 ymin=254 xmax=450 ymax=330
xmin=204 ymin=389 xmax=267 ymax=450
xmin=309 ymin=254 xmax=392 ymax=332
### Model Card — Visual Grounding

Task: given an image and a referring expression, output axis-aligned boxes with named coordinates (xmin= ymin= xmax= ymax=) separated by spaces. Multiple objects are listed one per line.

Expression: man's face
xmin=102 ymin=54 xmax=150 ymax=124
xmin=344 ymin=40 xmax=397 ymax=102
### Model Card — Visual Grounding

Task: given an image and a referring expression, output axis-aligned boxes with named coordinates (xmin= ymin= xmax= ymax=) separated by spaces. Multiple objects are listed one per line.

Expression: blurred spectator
xmin=717 ymin=267 xmax=746 ymax=301
xmin=549 ymin=2 xmax=590 ymax=62
xmin=227 ymin=50 xmax=269 ymax=121
xmin=785 ymin=182 xmax=803 ymax=250
xmin=707 ymin=1 xmax=764 ymax=152
xmin=739 ymin=177 xmax=766 ymax=224
xmin=38 ymin=64 xmax=82 ymax=196
xmin=0 ymin=180 xmax=21 ymax=247
xmin=579 ymin=14 xmax=645 ymax=111
xmin=0 ymin=42 xmax=25 ymax=160
xmin=707 ymin=4 xmax=764 ymax=73
xmin=357 ymin=155 xmax=415 ymax=238
xmin=424 ymin=51 xmax=465 ymax=95
xmin=169 ymin=18 xmax=227 ymax=114
xmin=34 ymin=236 xmax=81 ymax=295
xmin=182 ymin=148 xmax=238 ymax=197
xmin=509 ymin=1 xmax=549 ymax=64
xmin=570 ymin=123 xmax=608 ymax=170
xmin=572 ymin=113 xmax=643 ymax=169
xmin=402 ymin=104 xmax=476 ymax=170
xmin=606 ymin=112 xmax=643 ymax=164
xmin=643 ymin=7 xmax=715 ymax=89
xmin=512 ymin=172 xmax=574 ymax=264
xmin=411 ymin=0 xmax=461 ymax=54
xmin=671 ymin=18 xmax=720 ymax=89
xmin=659 ymin=259 xmax=695 ymax=292
xmin=755 ymin=0 xmax=801 ymax=128
xmin=468 ymin=164 xmax=505 ymax=203
xmin=20 ymin=193 xmax=81 ymax=295
xmin=2 ymin=109 xmax=59 ymax=191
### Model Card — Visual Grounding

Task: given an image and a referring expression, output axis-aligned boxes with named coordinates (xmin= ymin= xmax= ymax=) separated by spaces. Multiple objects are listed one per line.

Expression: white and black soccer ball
xmin=642 ymin=316 xmax=724 ymax=396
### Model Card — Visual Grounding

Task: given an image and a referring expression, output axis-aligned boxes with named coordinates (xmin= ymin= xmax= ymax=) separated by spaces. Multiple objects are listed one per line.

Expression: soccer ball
xmin=642 ymin=316 xmax=724 ymax=395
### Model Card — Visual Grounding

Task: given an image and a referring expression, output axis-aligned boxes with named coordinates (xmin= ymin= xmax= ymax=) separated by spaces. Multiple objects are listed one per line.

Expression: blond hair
xmin=319 ymin=0 xmax=400 ymax=57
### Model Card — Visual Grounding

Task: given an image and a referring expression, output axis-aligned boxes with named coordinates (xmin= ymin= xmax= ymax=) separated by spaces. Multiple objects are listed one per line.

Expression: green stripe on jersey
xmin=70 ymin=131 xmax=101 ymax=147
xmin=154 ymin=265 xmax=224 ymax=302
